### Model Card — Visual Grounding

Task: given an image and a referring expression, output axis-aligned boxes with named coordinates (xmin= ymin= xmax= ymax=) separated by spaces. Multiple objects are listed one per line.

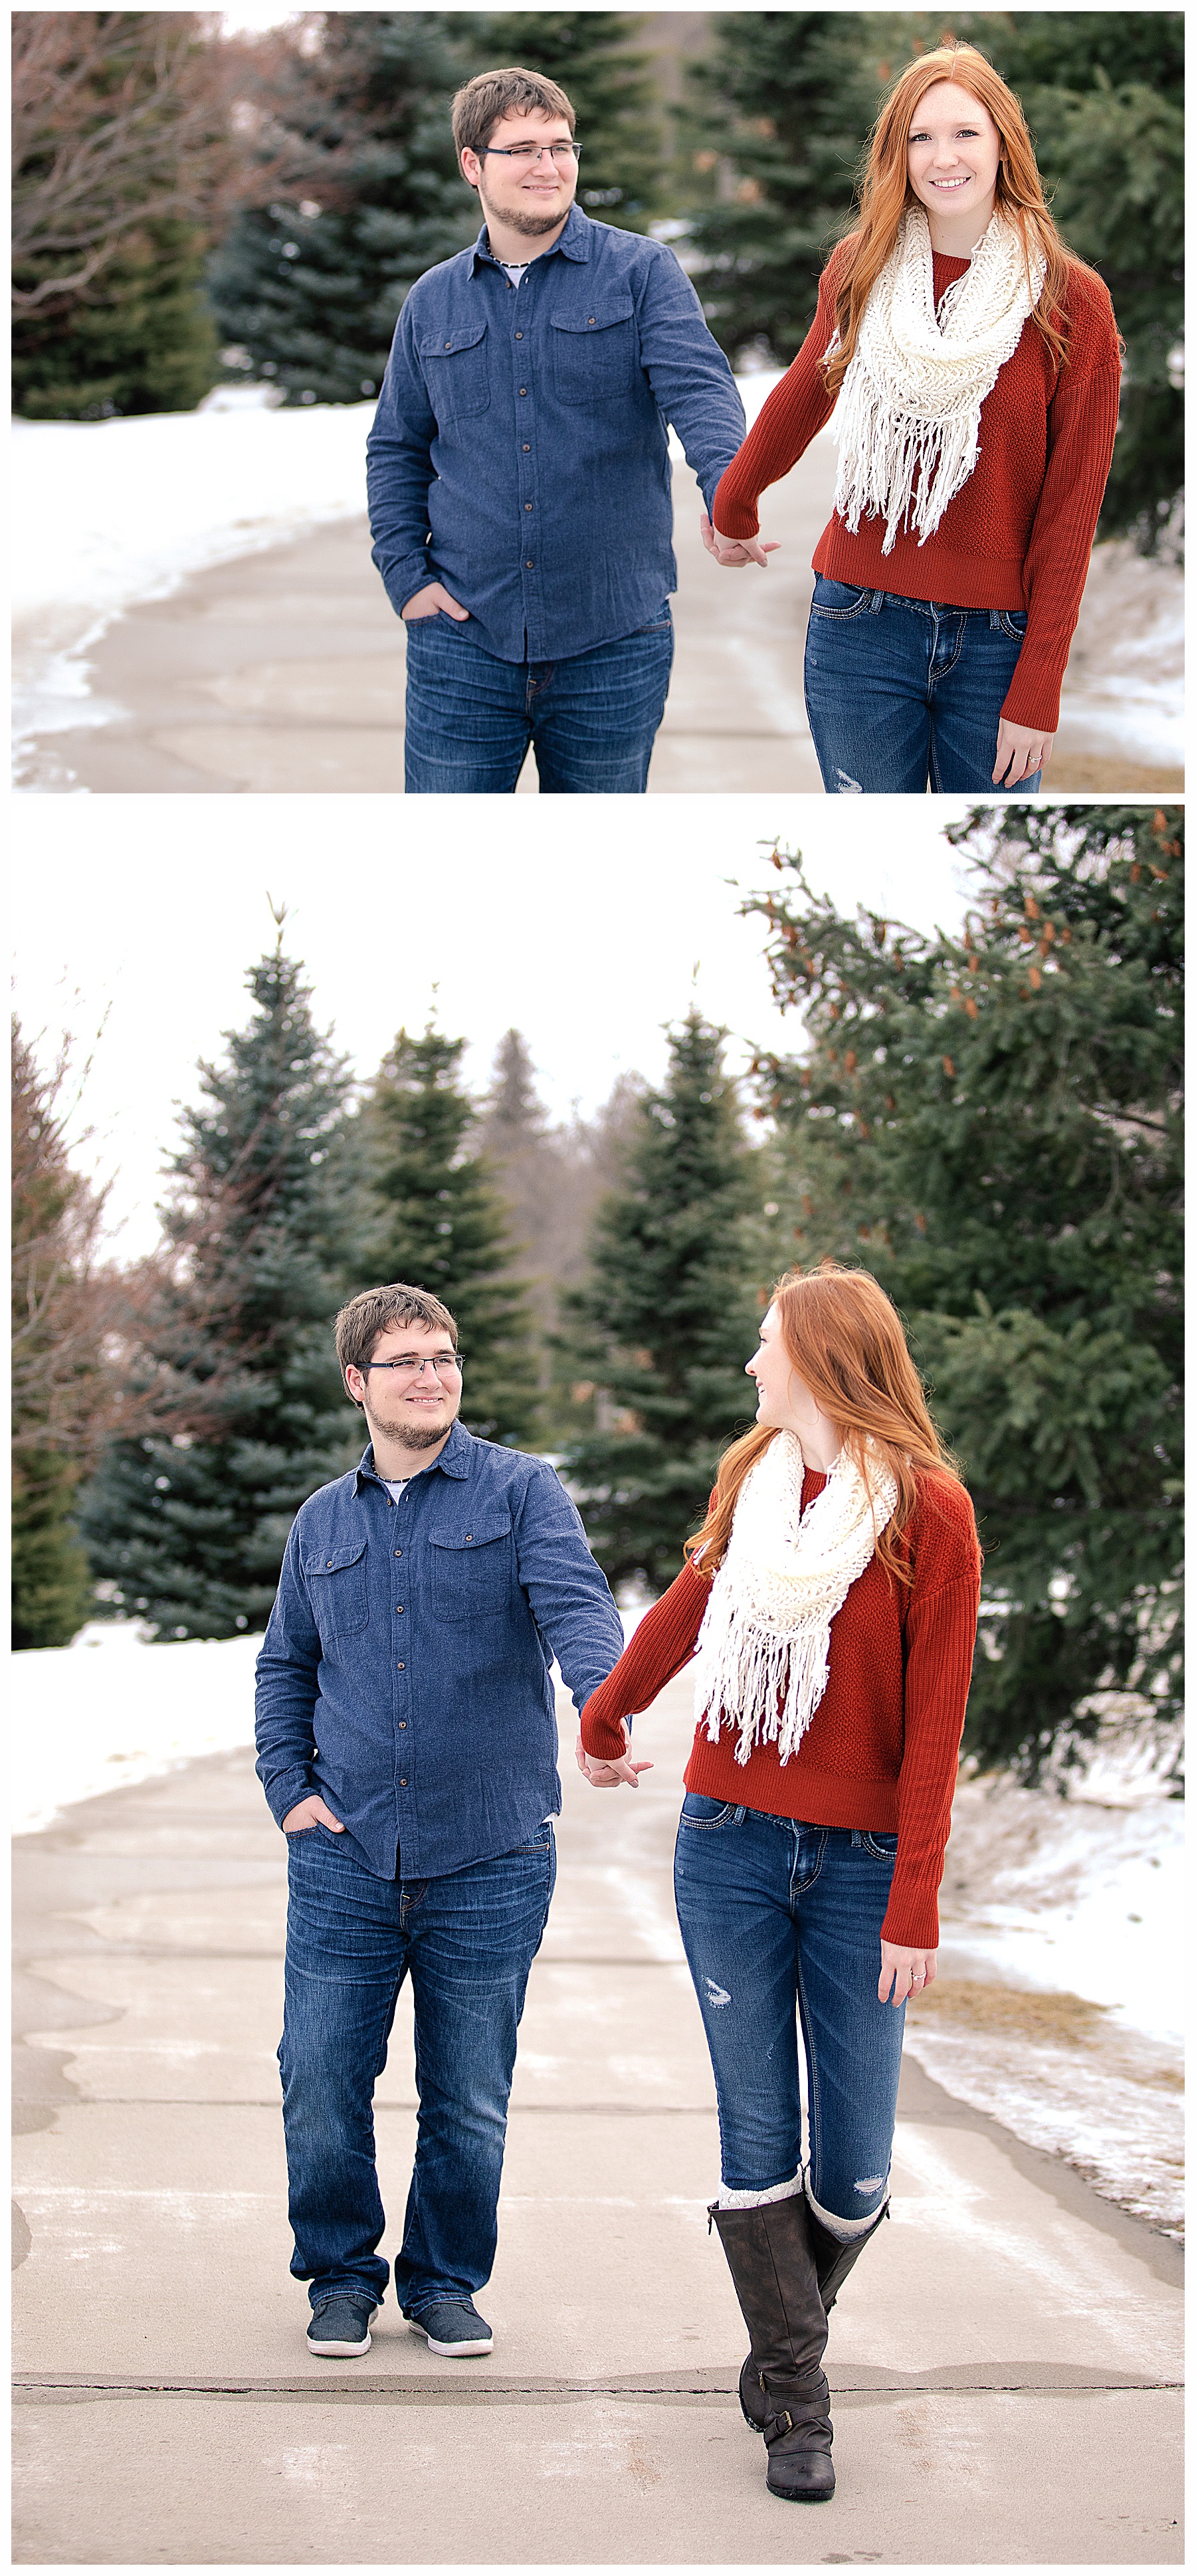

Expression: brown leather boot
xmin=710 ymin=2195 xmax=836 ymax=2502
xmin=808 ymin=2196 xmax=890 ymax=2312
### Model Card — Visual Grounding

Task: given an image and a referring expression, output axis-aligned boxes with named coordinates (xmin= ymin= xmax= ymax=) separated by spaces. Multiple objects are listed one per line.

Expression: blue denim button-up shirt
xmin=254 ymin=1423 xmax=625 ymax=1882
xmin=365 ymin=205 xmax=746 ymax=663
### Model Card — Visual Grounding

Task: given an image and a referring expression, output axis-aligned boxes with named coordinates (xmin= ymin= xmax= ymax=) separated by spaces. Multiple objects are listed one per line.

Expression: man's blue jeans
xmin=673 ymin=1796 xmax=905 ymax=2225
xmin=403 ymin=605 xmax=674 ymax=793
xmin=280 ymin=1820 xmax=555 ymax=2314
xmin=803 ymin=577 xmax=1043 ymax=795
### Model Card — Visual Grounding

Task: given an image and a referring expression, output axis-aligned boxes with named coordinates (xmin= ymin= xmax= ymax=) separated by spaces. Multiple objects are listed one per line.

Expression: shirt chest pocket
xmin=419 ymin=321 xmax=490 ymax=423
xmin=427 ymin=1514 xmax=513 ymax=1620
xmin=550 ymin=299 xmax=637 ymax=405
xmin=304 ymin=1541 xmax=369 ymax=1641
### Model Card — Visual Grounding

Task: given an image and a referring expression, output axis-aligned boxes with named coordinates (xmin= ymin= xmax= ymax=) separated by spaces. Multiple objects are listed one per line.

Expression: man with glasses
xmin=366 ymin=66 xmax=748 ymax=791
xmin=255 ymin=1281 xmax=626 ymax=2360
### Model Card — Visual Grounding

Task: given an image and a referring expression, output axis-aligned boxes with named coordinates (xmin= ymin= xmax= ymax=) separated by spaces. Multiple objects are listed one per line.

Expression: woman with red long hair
xmin=578 ymin=1265 xmax=981 ymax=2504
xmin=703 ymin=43 xmax=1122 ymax=795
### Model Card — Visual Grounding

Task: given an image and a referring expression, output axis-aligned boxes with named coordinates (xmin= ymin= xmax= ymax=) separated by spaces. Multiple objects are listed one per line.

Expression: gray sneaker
xmin=407 ymin=2298 xmax=493 ymax=2357
xmin=307 ymin=2295 xmax=378 ymax=2357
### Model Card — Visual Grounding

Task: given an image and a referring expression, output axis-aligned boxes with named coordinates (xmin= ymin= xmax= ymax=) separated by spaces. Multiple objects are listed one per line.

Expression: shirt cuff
xmin=262 ymin=1765 xmax=316 ymax=1831
xmin=386 ymin=549 xmax=436 ymax=618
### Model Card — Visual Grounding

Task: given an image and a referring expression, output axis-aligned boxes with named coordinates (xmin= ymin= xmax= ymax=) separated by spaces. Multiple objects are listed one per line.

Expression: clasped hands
xmin=700 ymin=508 xmax=779 ymax=571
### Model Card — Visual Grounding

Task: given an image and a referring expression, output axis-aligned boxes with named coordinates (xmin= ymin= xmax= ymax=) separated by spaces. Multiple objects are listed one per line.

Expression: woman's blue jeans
xmin=403 ymin=605 xmax=674 ymax=793
xmin=673 ymin=1795 xmax=905 ymax=2224
xmin=280 ymin=1821 xmax=555 ymax=2314
xmin=803 ymin=577 xmax=1042 ymax=795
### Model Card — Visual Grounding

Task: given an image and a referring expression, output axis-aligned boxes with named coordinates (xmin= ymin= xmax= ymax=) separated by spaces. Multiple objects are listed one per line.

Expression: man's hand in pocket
xmin=401 ymin=583 xmax=470 ymax=622
xmin=282 ymin=1795 xmax=345 ymax=1834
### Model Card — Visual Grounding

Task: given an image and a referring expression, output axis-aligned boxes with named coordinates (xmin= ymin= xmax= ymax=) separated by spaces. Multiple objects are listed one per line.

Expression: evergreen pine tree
xmin=13 ymin=14 xmax=229 ymax=419
xmin=207 ymin=13 xmax=480 ymax=405
xmin=747 ymin=807 xmax=1183 ymax=1781
xmin=79 ymin=940 xmax=360 ymax=1636
xmin=561 ymin=1012 xmax=765 ymax=1591
xmin=365 ymin=1026 xmax=542 ymax=1446
xmin=11 ymin=1024 xmax=98 ymax=1646
xmin=474 ymin=13 xmax=664 ymax=225
xmin=679 ymin=13 xmax=886 ymax=362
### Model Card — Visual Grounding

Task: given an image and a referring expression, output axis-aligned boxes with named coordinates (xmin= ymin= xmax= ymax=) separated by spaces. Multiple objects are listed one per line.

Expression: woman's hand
xmin=993 ymin=717 xmax=1053 ymax=787
xmin=574 ymin=1722 xmax=653 ymax=1790
xmin=699 ymin=510 xmax=779 ymax=570
xmin=878 ymin=1940 xmax=936 ymax=2007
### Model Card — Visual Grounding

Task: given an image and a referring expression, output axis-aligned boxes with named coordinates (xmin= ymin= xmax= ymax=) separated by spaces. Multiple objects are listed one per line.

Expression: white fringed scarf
xmin=828 ymin=205 xmax=1046 ymax=552
xmin=692 ymin=1431 xmax=898 ymax=1766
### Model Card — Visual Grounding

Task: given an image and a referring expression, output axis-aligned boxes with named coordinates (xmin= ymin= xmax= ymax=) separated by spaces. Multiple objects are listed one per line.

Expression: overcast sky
xmin=13 ymin=797 xmax=981 ymax=1259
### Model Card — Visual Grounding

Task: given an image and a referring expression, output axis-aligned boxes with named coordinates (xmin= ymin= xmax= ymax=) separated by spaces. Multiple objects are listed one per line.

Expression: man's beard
xmin=480 ymin=189 xmax=571 ymax=241
xmin=392 ymin=1419 xmax=452 ymax=1450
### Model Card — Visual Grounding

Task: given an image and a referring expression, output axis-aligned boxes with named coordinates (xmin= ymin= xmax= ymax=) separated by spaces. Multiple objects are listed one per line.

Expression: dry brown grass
xmin=910 ymin=1979 xmax=1184 ymax=2091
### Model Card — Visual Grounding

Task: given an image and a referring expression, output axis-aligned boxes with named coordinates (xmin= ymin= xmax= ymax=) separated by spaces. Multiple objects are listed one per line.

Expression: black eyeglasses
xmin=481 ymin=140 xmax=581 ymax=165
xmin=363 ymin=1353 xmax=464 ymax=1379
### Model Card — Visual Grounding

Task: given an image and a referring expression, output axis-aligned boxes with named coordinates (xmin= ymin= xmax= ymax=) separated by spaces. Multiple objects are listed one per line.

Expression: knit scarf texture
xmin=692 ymin=1431 xmax=898 ymax=1766
xmin=828 ymin=205 xmax=1045 ymax=552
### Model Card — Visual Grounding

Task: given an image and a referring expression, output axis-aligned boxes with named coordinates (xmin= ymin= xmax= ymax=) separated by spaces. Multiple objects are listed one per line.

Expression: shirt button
xmin=524 ymin=502 xmax=533 ymax=512
xmin=526 ymin=560 xmax=534 ymax=568
xmin=398 ymin=1722 xmax=407 ymax=1730
xmin=396 ymin=1605 xmax=404 ymax=1614
xmin=394 ymin=1549 xmax=402 ymax=1558
xmin=397 ymin=1662 xmax=405 ymax=1670
xmin=399 ymin=1778 xmax=408 ymax=1788
xmin=587 ymin=316 xmax=595 ymax=325
xmin=518 ymin=387 xmax=527 ymax=397
xmin=522 ymin=443 xmax=530 ymax=452
xmin=515 ymin=330 xmax=524 ymax=340
xmin=444 ymin=340 xmax=452 ymax=349
xmin=465 ymin=1536 xmax=473 ymax=1543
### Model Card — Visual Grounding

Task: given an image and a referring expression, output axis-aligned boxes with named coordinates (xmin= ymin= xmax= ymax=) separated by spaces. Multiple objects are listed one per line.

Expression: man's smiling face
xmin=344 ymin=1319 xmax=463 ymax=1453
xmin=460 ymin=108 xmax=579 ymax=241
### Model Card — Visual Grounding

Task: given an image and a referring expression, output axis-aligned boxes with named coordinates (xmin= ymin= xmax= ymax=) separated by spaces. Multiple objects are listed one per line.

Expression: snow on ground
xmin=905 ymin=1770 xmax=1185 ymax=2238
xmin=11 ymin=397 xmax=374 ymax=753
xmin=12 ymin=1619 xmax=1183 ymax=2234
xmin=11 ymin=1623 xmax=264 ymax=1831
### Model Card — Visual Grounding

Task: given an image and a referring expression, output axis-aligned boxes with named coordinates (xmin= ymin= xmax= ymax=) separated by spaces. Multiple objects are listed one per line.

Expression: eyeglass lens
xmin=486 ymin=142 xmax=580 ymax=163
xmin=367 ymin=1354 xmax=462 ymax=1377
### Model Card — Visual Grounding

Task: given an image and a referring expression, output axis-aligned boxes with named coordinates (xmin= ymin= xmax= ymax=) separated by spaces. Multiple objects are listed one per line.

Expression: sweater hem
xmin=812 ymin=525 xmax=1030 ymax=614
xmin=684 ymin=1741 xmax=900 ymax=1833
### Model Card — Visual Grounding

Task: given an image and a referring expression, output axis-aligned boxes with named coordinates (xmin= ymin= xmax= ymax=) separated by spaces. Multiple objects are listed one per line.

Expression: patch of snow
xmin=11 ymin=1628 xmax=263 ymax=1832
xmin=11 ymin=401 xmax=374 ymax=761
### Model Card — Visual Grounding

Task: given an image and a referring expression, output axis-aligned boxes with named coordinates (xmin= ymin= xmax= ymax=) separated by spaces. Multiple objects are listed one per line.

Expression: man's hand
xmin=993 ymin=716 xmax=1053 ymax=787
xmin=401 ymin=581 xmax=470 ymax=623
xmin=574 ymin=1723 xmax=653 ymax=1791
xmin=878 ymin=1940 xmax=936 ymax=2007
xmin=699 ymin=509 xmax=779 ymax=571
xmin=282 ymin=1795 xmax=345 ymax=1834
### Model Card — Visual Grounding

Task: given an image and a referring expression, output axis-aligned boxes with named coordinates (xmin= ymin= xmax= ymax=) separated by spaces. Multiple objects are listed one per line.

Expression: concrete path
xmin=13 ymin=1672 xmax=1183 ymax=2565
xmin=18 ymin=443 xmax=1180 ymax=795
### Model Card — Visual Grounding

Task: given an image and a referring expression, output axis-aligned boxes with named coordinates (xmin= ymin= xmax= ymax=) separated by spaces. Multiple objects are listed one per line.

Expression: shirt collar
xmin=354 ymin=1419 xmax=472 ymax=1492
xmin=471 ymin=201 xmax=591 ymax=275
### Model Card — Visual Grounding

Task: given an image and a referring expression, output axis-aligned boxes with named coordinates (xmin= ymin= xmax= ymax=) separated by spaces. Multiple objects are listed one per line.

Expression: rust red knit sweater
xmin=712 ymin=246 xmax=1121 ymax=736
xmin=581 ymin=1467 xmax=981 ymax=1951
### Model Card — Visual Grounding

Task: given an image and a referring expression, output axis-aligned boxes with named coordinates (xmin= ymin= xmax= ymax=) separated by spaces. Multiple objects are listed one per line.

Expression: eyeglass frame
xmin=360 ymin=1351 xmax=464 ymax=1378
xmin=480 ymin=139 xmax=582 ymax=163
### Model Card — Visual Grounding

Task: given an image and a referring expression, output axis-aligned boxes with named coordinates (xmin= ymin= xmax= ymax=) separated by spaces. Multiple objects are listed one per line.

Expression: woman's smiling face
xmin=906 ymin=80 xmax=1001 ymax=227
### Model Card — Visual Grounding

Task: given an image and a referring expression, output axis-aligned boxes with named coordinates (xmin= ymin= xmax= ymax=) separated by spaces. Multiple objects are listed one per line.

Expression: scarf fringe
xmin=696 ymin=1592 xmax=833 ymax=1767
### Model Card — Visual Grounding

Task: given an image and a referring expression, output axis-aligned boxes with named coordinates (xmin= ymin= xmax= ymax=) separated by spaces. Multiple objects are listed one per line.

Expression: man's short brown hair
xmin=451 ymin=66 xmax=575 ymax=165
xmin=334 ymin=1283 xmax=458 ymax=1402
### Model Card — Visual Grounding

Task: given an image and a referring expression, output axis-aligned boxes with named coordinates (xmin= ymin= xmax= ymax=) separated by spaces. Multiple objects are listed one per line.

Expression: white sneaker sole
xmin=408 ymin=2320 xmax=493 ymax=2357
xmin=307 ymin=2307 xmax=377 ymax=2357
